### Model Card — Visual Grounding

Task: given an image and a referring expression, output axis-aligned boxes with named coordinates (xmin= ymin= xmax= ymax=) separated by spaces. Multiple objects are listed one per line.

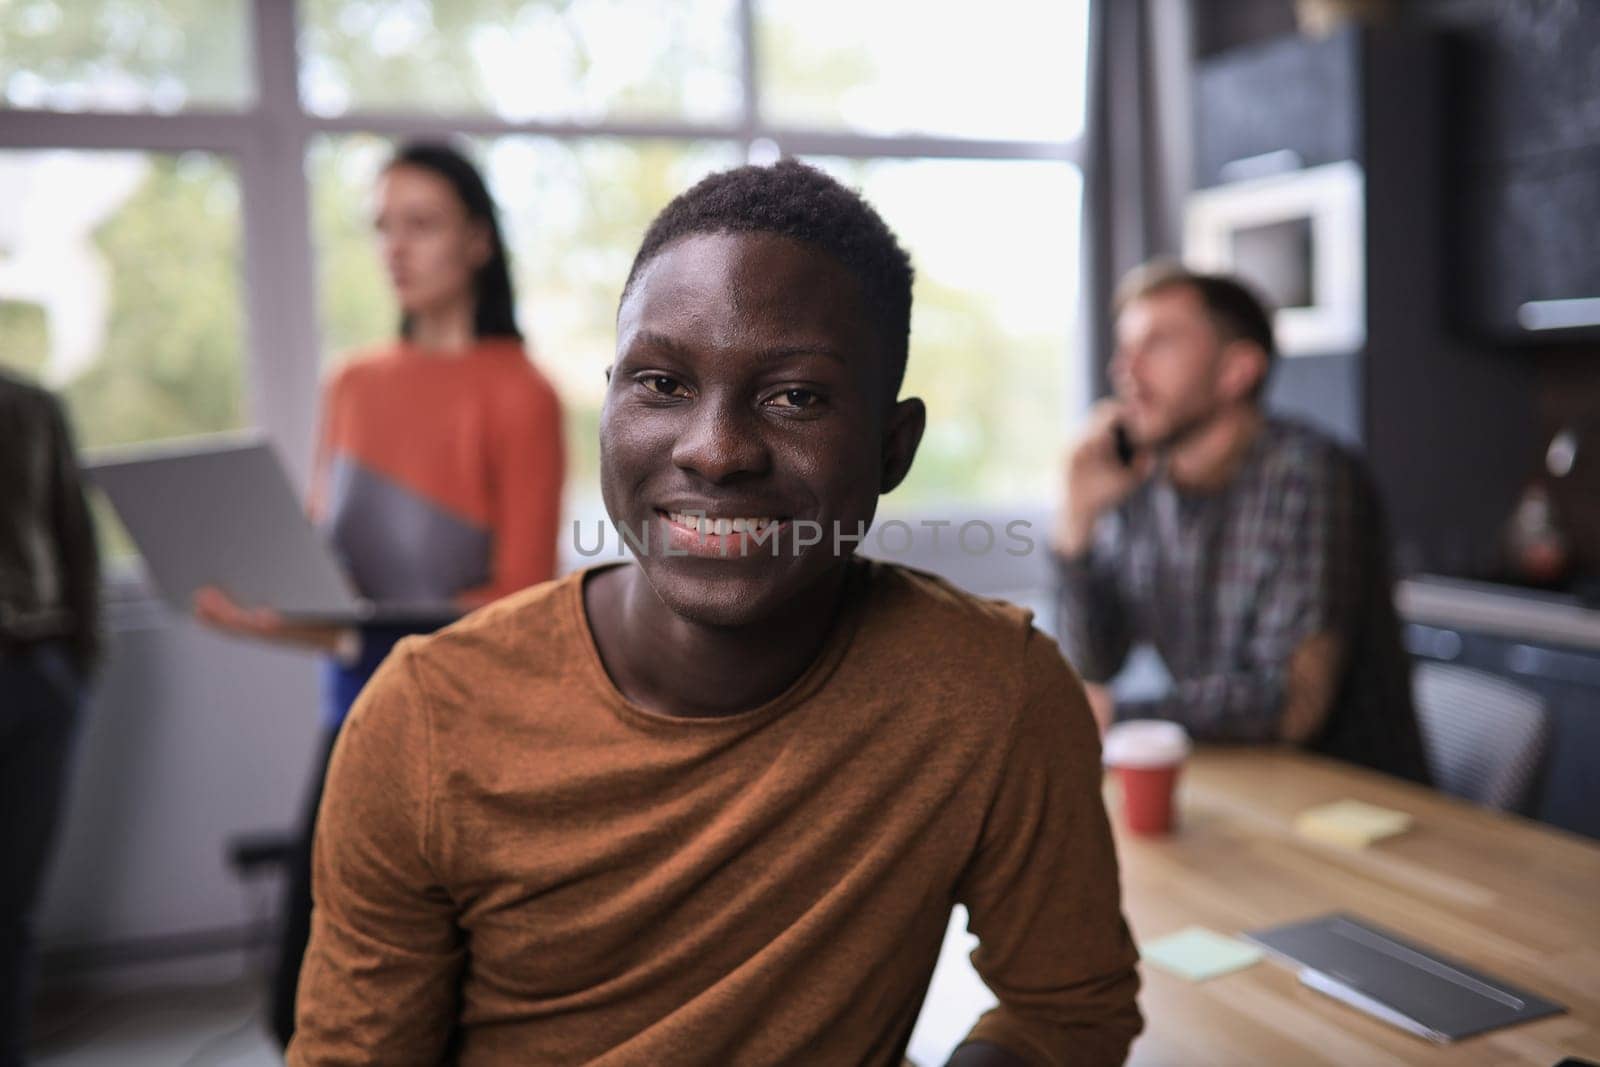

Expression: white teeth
xmin=666 ymin=512 xmax=778 ymax=535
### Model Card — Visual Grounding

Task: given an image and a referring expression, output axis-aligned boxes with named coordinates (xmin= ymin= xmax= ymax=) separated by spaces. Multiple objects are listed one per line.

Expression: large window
xmin=0 ymin=150 xmax=247 ymax=448
xmin=0 ymin=0 xmax=253 ymax=111
xmin=1 ymin=0 xmax=1091 ymax=529
xmin=757 ymin=0 xmax=1089 ymax=142
xmin=809 ymin=157 xmax=1083 ymax=502
xmin=299 ymin=0 xmax=742 ymax=123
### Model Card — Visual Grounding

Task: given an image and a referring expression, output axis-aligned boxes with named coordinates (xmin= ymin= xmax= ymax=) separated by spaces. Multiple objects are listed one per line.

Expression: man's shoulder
xmin=861 ymin=560 xmax=1054 ymax=696
xmin=860 ymin=561 xmax=1092 ymax=749
xmin=395 ymin=571 xmax=587 ymax=703
xmin=479 ymin=350 xmax=561 ymax=421
xmin=1261 ymin=417 xmax=1366 ymax=475
xmin=0 ymin=367 xmax=58 ymax=418
xmin=867 ymin=560 xmax=1037 ymax=639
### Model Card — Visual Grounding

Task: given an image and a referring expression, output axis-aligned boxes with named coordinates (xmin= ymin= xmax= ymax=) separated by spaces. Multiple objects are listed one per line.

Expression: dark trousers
xmin=0 ymin=643 xmax=84 ymax=1067
xmin=270 ymin=725 xmax=339 ymax=1050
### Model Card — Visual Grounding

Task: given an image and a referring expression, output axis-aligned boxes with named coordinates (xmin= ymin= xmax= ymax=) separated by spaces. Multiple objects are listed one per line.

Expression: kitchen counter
xmin=1397 ymin=575 xmax=1600 ymax=653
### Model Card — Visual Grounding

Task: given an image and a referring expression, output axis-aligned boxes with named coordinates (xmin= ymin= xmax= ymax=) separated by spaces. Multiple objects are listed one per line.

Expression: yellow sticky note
xmin=1295 ymin=799 xmax=1413 ymax=848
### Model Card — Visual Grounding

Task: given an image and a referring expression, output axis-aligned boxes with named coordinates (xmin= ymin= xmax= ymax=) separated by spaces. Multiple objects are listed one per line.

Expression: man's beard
xmin=1144 ymin=398 xmax=1223 ymax=454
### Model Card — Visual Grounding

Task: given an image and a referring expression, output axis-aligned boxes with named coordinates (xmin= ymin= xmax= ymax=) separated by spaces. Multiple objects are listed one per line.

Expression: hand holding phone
xmin=1112 ymin=421 xmax=1138 ymax=468
xmin=1055 ymin=403 xmax=1152 ymax=557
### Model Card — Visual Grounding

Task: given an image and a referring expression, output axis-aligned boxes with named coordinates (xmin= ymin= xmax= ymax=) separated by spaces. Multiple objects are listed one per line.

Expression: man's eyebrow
xmin=756 ymin=343 xmax=847 ymax=365
xmin=624 ymin=329 xmax=696 ymax=359
xmin=626 ymin=330 xmax=847 ymax=365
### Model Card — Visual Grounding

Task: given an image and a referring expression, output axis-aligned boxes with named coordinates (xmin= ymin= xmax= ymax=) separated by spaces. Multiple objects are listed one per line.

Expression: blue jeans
xmin=0 ymin=643 xmax=84 ymax=1067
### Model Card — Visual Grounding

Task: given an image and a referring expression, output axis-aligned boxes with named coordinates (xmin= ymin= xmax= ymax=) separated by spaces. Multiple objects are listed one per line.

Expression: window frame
xmin=0 ymin=0 xmax=1087 ymax=589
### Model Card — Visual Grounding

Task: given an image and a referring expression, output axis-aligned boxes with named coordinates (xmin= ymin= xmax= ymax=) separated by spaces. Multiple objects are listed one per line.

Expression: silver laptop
xmin=1245 ymin=913 xmax=1565 ymax=1043
xmin=89 ymin=434 xmax=459 ymax=626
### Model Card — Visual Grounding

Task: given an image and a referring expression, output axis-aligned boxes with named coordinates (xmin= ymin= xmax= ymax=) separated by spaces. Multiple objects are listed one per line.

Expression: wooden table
xmin=1114 ymin=748 xmax=1600 ymax=1066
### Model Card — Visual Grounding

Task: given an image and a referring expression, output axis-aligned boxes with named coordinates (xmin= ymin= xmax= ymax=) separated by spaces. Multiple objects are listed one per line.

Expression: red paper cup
xmin=1103 ymin=720 xmax=1190 ymax=837
xmin=1116 ymin=763 xmax=1182 ymax=835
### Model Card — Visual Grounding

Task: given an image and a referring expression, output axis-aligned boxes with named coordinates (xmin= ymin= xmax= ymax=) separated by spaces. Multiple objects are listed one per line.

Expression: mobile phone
xmin=1112 ymin=421 xmax=1137 ymax=468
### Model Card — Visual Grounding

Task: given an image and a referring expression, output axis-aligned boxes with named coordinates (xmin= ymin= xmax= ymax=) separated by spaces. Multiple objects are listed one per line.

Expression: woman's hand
xmin=193 ymin=585 xmax=350 ymax=655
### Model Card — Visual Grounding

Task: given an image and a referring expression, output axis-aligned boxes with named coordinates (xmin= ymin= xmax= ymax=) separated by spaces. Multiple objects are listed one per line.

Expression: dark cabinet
xmin=1195 ymin=29 xmax=1358 ymax=187
xmin=1445 ymin=0 xmax=1600 ymax=343
xmin=1449 ymin=0 xmax=1600 ymax=169
xmin=1457 ymin=152 xmax=1600 ymax=341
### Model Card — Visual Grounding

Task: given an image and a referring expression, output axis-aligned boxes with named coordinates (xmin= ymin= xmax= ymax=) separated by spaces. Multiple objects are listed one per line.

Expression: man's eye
xmin=767 ymin=388 xmax=822 ymax=410
xmin=639 ymin=375 xmax=690 ymax=398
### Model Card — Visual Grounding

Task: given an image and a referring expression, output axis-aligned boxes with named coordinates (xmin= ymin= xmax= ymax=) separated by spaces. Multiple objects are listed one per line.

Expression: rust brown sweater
xmin=287 ymin=560 xmax=1141 ymax=1066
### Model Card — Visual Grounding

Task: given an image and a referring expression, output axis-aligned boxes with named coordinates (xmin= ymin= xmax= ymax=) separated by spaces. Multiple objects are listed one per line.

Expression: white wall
xmin=38 ymin=600 xmax=322 ymax=964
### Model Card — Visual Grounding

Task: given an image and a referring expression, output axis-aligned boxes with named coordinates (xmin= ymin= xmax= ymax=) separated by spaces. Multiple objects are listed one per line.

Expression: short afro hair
xmin=621 ymin=158 xmax=915 ymax=397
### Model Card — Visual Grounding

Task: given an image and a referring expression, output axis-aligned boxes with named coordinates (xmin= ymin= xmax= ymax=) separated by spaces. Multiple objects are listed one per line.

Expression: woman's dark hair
xmin=387 ymin=141 xmax=521 ymax=341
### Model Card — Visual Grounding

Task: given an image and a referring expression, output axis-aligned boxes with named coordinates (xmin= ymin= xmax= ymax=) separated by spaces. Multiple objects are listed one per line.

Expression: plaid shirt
xmin=1056 ymin=418 xmax=1428 ymax=782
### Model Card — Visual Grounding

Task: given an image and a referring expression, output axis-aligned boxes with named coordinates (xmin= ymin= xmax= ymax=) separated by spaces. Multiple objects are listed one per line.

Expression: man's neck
xmin=585 ymin=562 xmax=853 ymax=719
xmin=1163 ymin=404 xmax=1265 ymax=494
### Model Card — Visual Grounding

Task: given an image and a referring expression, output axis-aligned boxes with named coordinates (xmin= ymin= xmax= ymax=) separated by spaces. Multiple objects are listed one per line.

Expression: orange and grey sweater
xmin=288 ymin=560 xmax=1142 ymax=1066
xmin=311 ymin=338 xmax=564 ymax=611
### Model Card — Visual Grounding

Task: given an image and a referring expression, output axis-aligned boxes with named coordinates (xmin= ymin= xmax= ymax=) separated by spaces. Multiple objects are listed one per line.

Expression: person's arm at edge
xmin=286 ymin=641 xmax=464 ymax=1066
xmin=951 ymin=629 xmax=1143 ymax=1067
xmin=1052 ymin=520 xmax=1135 ymax=686
xmin=1112 ymin=630 xmax=1342 ymax=743
xmin=46 ymin=394 xmax=101 ymax=675
xmin=1051 ymin=403 xmax=1153 ymax=685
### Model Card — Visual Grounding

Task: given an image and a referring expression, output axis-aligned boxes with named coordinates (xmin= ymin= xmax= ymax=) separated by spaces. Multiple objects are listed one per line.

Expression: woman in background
xmin=195 ymin=141 xmax=564 ymax=1047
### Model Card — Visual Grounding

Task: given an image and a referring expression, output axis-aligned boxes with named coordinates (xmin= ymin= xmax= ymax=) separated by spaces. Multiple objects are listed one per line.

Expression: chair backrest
xmin=1412 ymin=662 xmax=1551 ymax=813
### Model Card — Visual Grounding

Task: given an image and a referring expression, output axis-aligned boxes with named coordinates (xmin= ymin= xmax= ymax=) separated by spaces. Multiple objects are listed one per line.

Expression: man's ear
xmin=1218 ymin=340 xmax=1268 ymax=404
xmin=880 ymin=397 xmax=926 ymax=494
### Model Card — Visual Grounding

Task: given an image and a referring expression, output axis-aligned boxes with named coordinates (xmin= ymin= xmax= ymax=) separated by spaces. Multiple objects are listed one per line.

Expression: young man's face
xmin=1110 ymin=284 xmax=1249 ymax=449
xmin=602 ymin=231 xmax=919 ymax=628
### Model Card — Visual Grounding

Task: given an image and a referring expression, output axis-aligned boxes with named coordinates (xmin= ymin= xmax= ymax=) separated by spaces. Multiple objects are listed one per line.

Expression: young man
xmin=1053 ymin=260 xmax=1428 ymax=783
xmin=288 ymin=161 xmax=1141 ymax=1066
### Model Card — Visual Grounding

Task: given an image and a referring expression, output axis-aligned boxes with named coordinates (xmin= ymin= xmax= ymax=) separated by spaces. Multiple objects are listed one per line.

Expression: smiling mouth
xmin=652 ymin=511 xmax=797 ymax=560
xmin=659 ymin=510 xmax=786 ymax=535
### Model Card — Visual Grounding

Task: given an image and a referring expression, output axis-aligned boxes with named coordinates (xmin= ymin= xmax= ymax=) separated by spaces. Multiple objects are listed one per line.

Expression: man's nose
xmin=670 ymin=393 xmax=772 ymax=484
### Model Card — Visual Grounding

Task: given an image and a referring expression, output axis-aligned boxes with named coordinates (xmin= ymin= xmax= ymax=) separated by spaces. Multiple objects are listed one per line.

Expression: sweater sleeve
xmin=459 ymin=368 xmax=564 ymax=606
xmin=287 ymin=642 xmax=464 ymax=1065
xmin=1112 ymin=452 xmax=1361 ymax=741
xmin=1054 ymin=513 xmax=1135 ymax=684
xmin=954 ymin=630 xmax=1143 ymax=1066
